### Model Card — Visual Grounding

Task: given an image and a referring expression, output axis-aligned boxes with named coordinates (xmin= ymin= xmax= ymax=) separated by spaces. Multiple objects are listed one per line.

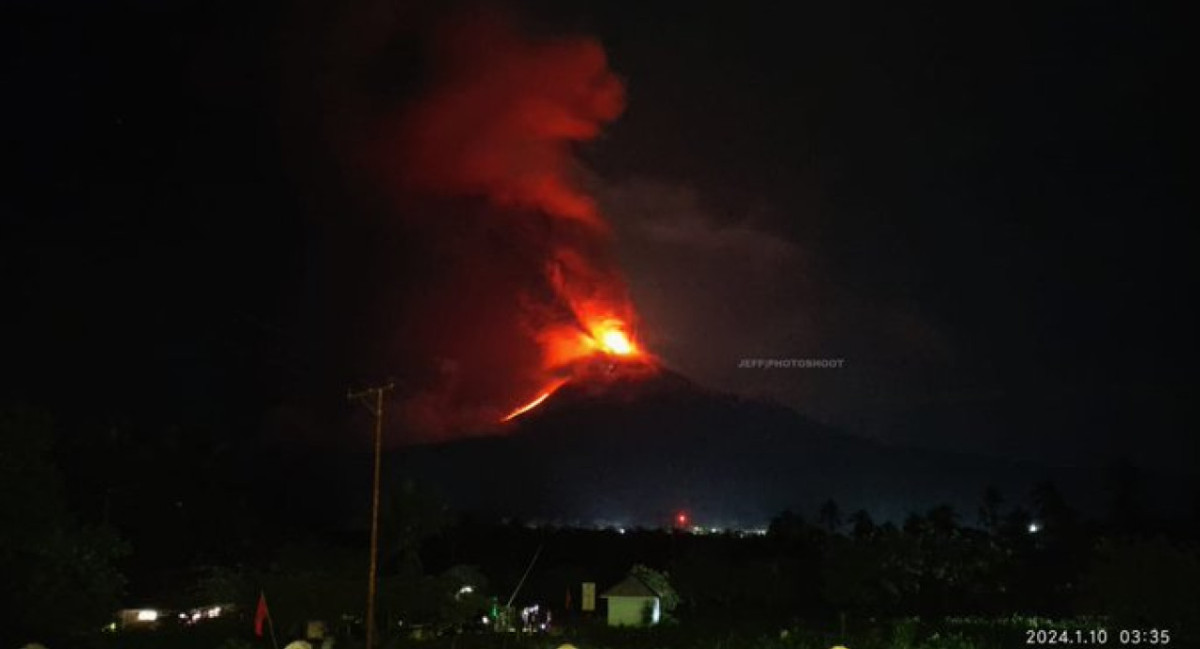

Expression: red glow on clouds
xmin=399 ymin=13 xmax=625 ymax=227
xmin=385 ymin=11 xmax=655 ymax=435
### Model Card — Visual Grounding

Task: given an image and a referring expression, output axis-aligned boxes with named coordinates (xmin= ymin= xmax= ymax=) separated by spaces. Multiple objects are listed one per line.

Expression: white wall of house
xmin=605 ymin=596 xmax=660 ymax=627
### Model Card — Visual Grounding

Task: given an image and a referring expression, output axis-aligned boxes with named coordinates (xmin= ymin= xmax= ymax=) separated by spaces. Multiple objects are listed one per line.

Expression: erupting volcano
xmin=503 ymin=316 xmax=651 ymax=422
xmin=383 ymin=11 xmax=657 ymax=436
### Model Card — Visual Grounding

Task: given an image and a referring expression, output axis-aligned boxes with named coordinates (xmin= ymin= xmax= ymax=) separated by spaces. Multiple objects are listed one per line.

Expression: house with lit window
xmin=600 ymin=574 xmax=660 ymax=627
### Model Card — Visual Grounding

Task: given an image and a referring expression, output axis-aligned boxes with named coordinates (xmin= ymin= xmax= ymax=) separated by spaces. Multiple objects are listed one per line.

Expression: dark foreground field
xmin=93 ymin=615 xmax=1129 ymax=649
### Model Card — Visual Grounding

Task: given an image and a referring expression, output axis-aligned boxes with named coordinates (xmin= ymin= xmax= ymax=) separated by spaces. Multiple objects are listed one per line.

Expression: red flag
xmin=254 ymin=591 xmax=269 ymax=637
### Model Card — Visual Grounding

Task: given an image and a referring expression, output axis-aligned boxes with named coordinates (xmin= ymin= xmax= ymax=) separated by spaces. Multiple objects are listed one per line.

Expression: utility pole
xmin=348 ymin=381 xmax=394 ymax=649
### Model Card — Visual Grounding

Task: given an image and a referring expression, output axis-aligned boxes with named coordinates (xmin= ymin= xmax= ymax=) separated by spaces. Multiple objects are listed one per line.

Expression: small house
xmin=600 ymin=574 xmax=660 ymax=627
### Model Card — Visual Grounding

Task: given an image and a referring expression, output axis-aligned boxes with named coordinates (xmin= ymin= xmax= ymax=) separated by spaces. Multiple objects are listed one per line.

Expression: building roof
xmin=600 ymin=574 xmax=659 ymax=599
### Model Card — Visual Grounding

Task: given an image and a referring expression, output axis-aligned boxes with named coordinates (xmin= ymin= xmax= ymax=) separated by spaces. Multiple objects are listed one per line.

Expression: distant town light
xmin=136 ymin=609 xmax=158 ymax=622
xmin=1028 ymin=522 xmax=1041 ymax=534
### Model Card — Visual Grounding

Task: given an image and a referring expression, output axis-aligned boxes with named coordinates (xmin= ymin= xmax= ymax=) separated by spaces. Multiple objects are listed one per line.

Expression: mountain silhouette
xmin=384 ymin=368 xmax=1091 ymax=527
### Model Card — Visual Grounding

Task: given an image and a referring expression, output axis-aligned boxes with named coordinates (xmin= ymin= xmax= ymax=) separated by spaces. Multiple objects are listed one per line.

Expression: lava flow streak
xmin=501 ymin=379 xmax=567 ymax=422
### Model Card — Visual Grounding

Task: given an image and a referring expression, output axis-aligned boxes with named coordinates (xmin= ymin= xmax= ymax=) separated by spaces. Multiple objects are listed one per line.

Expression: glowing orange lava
xmin=501 ymin=316 xmax=650 ymax=422
xmin=588 ymin=317 xmax=638 ymax=357
xmin=602 ymin=331 xmax=632 ymax=354
xmin=501 ymin=378 xmax=568 ymax=422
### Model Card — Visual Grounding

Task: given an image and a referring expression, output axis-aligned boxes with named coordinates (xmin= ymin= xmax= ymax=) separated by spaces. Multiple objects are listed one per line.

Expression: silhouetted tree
xmin=1079 ymin=538 xmax=1200 ymax=644
xmin=849 ymin=509 xmax=876 ymax=540
xmin=767 ymin=509 xmax=807 ymax=544
xmin=818 ymin=499 xmax=842 ymax=534
xmin=381 ymin=477 xmax=450 ymax=576
xmin=631 ymin=564 xmax=680 ymax=617
xmin=999 ymin=506 xmax=1034 ymax=542
xmin=264 ymin=540 xmax=366 ymax=634
xmin=821 ymin=534 xmax=882 ymax=628
xmin=926 ymin=504 xmax=959 ymax=537
xmin=1026 ymin=481 xmax=1086 ymax=614
xmin=0 ymin=407 xmax=129 ymax=646
xmin=433 ymin=564 xmax=489 ymax=630
xmin=1031 ymin=480 xmax=1077 ymax=534
xmin=978 ymin=485 xmax=1004 ymax=533
xmin=902 ymin=511 xmax=928 ymax=536
xmin=1104 ymin=459 xmax=1146 ymax=534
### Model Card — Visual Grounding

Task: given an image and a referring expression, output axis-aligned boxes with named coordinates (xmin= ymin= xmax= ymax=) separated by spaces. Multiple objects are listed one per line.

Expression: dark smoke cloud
xmin=599 ymin=178 xmax=958 ymax=430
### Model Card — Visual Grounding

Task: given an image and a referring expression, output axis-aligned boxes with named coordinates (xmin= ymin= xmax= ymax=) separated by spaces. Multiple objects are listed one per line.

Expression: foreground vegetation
xmin=4 ymin=408 xmax=1198 ymax=648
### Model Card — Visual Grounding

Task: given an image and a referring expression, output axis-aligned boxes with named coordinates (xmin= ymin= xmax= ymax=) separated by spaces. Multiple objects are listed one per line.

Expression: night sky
xmin=3 ymin=0 xmax=1194 ymax=475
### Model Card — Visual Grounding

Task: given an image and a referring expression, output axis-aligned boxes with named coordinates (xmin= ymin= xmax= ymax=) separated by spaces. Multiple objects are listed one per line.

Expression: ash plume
xmin=369 ymin=9 xmax=644 ymax=441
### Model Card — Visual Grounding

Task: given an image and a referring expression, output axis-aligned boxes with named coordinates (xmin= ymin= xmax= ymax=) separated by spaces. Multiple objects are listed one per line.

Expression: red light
xmin=676 ymin=512 xmax=688 ymax=526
